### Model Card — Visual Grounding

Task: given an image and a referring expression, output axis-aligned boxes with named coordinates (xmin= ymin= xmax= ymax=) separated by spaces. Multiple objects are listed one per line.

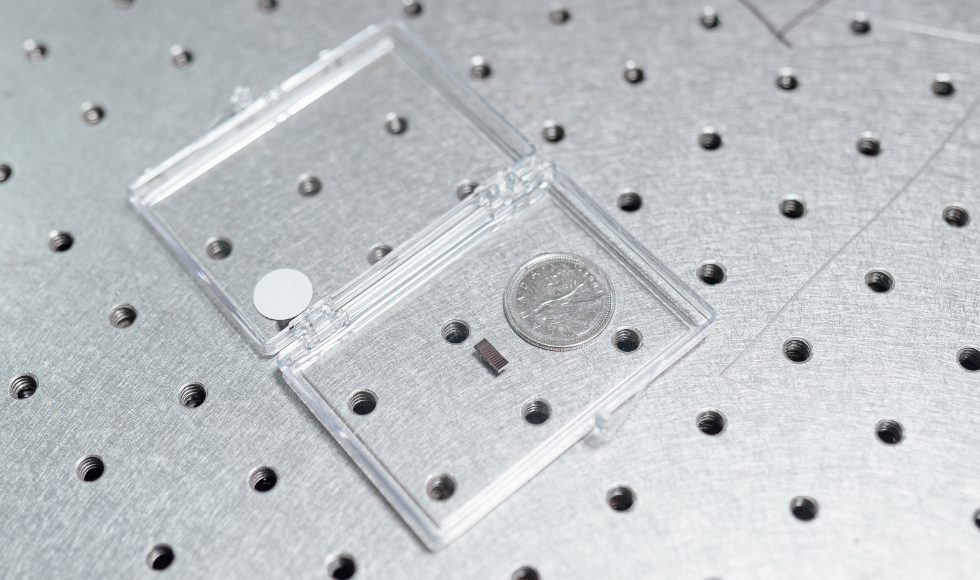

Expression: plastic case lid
xmin=129 ymin=20 xmax=533 ymax=355
xmin=129 ymin=20 xmax=715 ymax=550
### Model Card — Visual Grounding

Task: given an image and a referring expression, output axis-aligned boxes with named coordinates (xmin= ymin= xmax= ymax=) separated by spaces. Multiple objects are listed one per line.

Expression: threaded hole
xmin=696 ymin=410 xmax=726 ymax=435
xmin=297 ymin=174 xmax=322 ymax=196
xmin=617 ymin=191 xmax=642 ymax=212
xmin=790 ymin=496 xmax=818 ymax=521
xmin=385 ymin=113 xmax=407 ymax=134
xmin=146 ymin=544 xmax=175 ymax=571
xmin=865 ymin=270 xmax=894 ymax=293
xmin=549 ymin=7 xmax=570 ymax=24
xmin=178 ymin=383 xmax=207 ymax=408
xmin=456 ymin=180 xmax=478 ymax=200
xmin=76 ymin=455 xmax=105 ymax=482
xmin=249 ymin=466 xmax=278 ymax=492
xmin=613 ymin=328 xmax=642 ymax=353
xmin=779 ymin=198 xmax=806 ymax=218
xmin=943 ymin=206 xmax=970 ymax=227
xmin=522 ymin=399 xmax=551 ymax=425
xmin=441 ymin=320 xmax=470 ymax=344
xmin=974 ymin=509 xmax=980 ymax=531
xmin=48 ymin=231 xmax=74 ymax=252
xmin=783 ymin=338 xmax=812 ymax=363
xmin=699 ymin=130 xmax=722 ymax=150
xmin=512 ymin=566 xmax=540 ymax=580
xmin=697 ymin=263 xmax=726 ymax=285
xmin=426 ymin=473 xmax=456 ymax=500
xmin=109 ymin=304 xmax=137 ymax=328
xmin=542 ymin=120 xmax=564 ymax=142
xmin=348 ymin=390 xmax=377 ymax=415
xmin=205 ymin=237 xmax=232 ymax=260
xmin=958 ymin=347 xmax=980 ymax=372
xmin=607 ymin=485 xmax=635 ymax=511
xmin=82 ymin=103 xmax=105 ymax=124
xmin=9 ymin=374 xmax=38 ymax=399
xmin=327 ymin=554 xmax=356 ymax=580
xmin=876 ymin=419 xmax=904 ymax=444
xmin=367 ymin=244 xmax=392 ymax=265
xmin=857 ymin=136 xmax=880 ymax=156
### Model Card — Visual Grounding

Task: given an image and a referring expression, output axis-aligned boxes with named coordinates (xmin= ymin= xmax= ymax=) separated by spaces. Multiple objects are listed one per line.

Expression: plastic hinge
xmin=281 ymin=299 xmax=350 ymax=364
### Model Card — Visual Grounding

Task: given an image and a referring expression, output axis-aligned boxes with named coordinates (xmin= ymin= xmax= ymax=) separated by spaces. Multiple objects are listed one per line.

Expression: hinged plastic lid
xmin=128 ymin=20 xmax=534 ymax=355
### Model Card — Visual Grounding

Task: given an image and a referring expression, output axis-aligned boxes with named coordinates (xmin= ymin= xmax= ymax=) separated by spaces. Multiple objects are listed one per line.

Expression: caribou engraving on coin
xmin=504 ymin=253 xmax=615 ymax=351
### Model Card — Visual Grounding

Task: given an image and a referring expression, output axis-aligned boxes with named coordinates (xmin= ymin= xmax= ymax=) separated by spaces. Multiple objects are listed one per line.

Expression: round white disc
xmin=252 ymin=268 xmax=313 ymax=321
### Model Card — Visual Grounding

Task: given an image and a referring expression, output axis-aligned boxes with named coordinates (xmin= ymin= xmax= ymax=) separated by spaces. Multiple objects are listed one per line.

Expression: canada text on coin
xmin=504 ymin=253 xmax=615 ymax=351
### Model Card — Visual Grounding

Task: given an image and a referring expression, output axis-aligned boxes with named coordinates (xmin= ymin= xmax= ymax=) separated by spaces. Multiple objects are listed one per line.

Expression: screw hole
xmin=0 ymin=163 xmax=11 ymax=183
xmin=109 ymin=304 xmax=138 ymax=328
xmin=9 ymin=374 xmax=38 ymax=399
xmin=857 ymin=134 xmax=880 ymax=156
xmin=402 ymin=0 xmax=422 ymax=17
xmin=549 ymin=7 xmax=570 ymax=24
xmin=542 ymin=119 xmax=564 ymax=142
xmin=943 ymin=206 xmax=970 ymax=227
xmin=699 ymin=128 xmax=722 ymax=150
xmin=776 ymin=69 xmax=798 ymax=90
xmin=48 ymin=231 xmax=74 ymax=252
xmin=790 ymin=496 xmax=818 ymax=521
xmin=607 ymin=485 xmax=635 ymax=511
xmin=205 ymin=237 xmax=232 ymax=260
xmin=958 ymin=347 xmax=980 ymax=372
xmin=512 ymin=566 xmax=540 ymax=580
xmin=851 ymin=12 xmax=871 ymax=34
xmin=249 ymin=466 xmax=278 ymax=492
xmin=865 ymin=270 xmax=894 ymax=293
xmin=617 ymin=191 xmax=642 ymax=212
xmin=297 ymin=174 xmax=322 ymax=196
xmin=327 ymin=554 xmax=357 ymax=580
xmin=169 ymin=45 xmax=193 ymax=68
xmin=613 ymin=328 xmax=642 ymax=353
xmin=697 ymin=262 xmax=726 ymax=285
xmin=178 ymin=383 xmax=207 ymax=408
xmin=783 ymin=338 xmax=812 ymax=363
xmin=456 ymin=180 xmax=478 ymax=200
xmin=700 ymin=6 xmax=720 ymax=28
xmin=348 ymin=390 xmax=378 ymax=415
xmin=146 ymin=544 xmax=175 ymax=571
xmin=81 ymin=102 xmax=105 ymax=124
xmin=24 ymin=39 xmax=47 ymax=63
xmin=469 ymin=55 xmax=491 ymax=79
xmin=441 ymin=320 xmax=470 ymax=344
xmin=522 ymin=399 xmax=551 ymax=425
xmin=257 ymin=0 xmax=277 ymax=12
xmin=973 ymin=509 xmax=980 ymax=531
xmin=385 ymin=112 xmax=407 ymax=134
xmin=875 ymin=419 xmax=904 ymax=444
xmin=623 ymin=61 xmax=644 ymax=84
xmin=426 ymin=473 xmax=456 ymax=501
xmin=932 ymin=74 xmax=955 ymax=96
xmin=779 ymin=198 xmax=806 ymax=218
xmin=367 ymin=244 xmax=392 ymax=265
xmin=696 ymin=410 xmax=726 ymax=435
xmin=76 ymin=455 xmax=105 ymax=482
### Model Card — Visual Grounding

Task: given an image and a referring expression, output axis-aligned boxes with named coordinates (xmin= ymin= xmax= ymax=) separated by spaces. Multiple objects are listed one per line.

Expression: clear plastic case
xmin=129 ymin=20 xmax=714 ymax=550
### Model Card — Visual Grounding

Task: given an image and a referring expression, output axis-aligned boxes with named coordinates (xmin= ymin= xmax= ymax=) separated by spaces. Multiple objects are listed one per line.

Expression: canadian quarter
xmin=504 ymin=253 xmax=615 ymax=351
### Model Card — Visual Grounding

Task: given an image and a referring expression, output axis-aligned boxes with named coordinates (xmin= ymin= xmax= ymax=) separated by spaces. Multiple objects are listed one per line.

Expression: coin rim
xmin=503 ymin=253 xmax=616 ymax=351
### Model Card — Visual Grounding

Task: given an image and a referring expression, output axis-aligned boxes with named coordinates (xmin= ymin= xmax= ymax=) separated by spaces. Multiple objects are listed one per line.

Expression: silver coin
xmin=504 ymin=253 xmax=615 ymax=351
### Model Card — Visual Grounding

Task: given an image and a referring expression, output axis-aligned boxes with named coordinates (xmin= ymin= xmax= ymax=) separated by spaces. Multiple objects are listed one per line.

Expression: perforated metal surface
xmin=3 ymin=1 xmax=980 ymax=578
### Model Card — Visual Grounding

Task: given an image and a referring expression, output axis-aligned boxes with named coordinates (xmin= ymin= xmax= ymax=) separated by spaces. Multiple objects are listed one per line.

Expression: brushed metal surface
xmin=2 ymin=0 xmax=980 ymax=578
